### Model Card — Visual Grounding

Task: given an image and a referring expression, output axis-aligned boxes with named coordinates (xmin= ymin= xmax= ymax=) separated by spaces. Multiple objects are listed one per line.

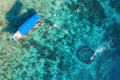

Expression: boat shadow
xmin=3 ymin=0 xmax=37 ymax=33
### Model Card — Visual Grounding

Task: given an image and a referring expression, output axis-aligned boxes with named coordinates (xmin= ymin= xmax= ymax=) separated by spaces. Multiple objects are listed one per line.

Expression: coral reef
xmin=0 ymin=0 xmax=120 ymax=80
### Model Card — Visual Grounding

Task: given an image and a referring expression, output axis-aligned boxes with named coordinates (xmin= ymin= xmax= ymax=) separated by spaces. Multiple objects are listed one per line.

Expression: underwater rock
xmin=76 ymin=45 xmax=94 ymax=64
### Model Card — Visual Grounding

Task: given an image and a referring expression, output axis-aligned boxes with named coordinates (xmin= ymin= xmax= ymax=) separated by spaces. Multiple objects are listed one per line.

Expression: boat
xmin=11 ymin=13 xmax=42 ymax=42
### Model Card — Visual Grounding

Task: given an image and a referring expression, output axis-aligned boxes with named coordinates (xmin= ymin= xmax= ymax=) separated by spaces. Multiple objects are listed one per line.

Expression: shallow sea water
xmin=0 ymin=0 xmax=120 ymax=80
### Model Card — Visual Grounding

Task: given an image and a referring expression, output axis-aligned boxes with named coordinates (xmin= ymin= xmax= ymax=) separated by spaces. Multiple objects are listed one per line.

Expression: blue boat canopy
xmin=18 ymin=13 xmax=41 ymax=35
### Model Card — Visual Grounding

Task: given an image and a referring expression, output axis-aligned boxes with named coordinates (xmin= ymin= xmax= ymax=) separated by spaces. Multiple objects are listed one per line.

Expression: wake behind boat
xmin=11 ymin=13 xmax=42 ymax=42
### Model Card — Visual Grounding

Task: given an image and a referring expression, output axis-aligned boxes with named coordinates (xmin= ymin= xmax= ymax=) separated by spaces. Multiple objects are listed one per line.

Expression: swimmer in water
xmin=90 ymin=46 xmax=106 ymax=61
xmin=45 ymin=21 xmax=59 ymax=28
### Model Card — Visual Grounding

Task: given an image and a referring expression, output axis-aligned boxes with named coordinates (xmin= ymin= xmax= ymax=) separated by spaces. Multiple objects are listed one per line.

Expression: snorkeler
xmin=45 ymin=21 xmax=59 ymax=28
xmin=90 ymin=46 xmax=106 ymax=61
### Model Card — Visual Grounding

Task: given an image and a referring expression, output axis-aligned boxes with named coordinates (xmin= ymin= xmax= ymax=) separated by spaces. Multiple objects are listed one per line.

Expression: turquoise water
xmin=0 ymin=0 xmax=120 ymax=80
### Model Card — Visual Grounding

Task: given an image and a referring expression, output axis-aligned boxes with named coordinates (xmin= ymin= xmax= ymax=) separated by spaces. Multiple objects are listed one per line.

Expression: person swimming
xmin=45 ymin=21 xmax=59 ymax=28
xmin=90 ymin=45 xmax=106 ymax=61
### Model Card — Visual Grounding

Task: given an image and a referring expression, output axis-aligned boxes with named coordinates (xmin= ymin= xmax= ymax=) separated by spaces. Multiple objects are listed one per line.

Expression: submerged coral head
xmin=76 ymin=46 xmax=94 ymax=64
